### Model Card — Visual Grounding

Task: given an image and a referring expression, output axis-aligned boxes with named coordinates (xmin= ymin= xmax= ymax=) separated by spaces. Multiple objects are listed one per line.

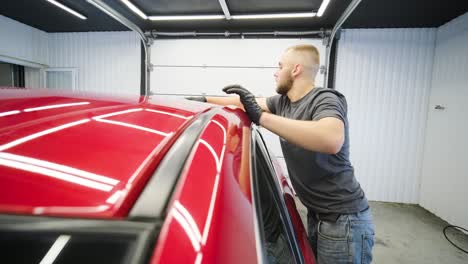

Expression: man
xmin=187 ymin=44 xmax=374 ymax=263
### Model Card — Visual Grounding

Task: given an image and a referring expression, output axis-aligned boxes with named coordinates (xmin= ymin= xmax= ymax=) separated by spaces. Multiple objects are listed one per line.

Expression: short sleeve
xmin=312 ymin=92 xmax=347 ymax=123
xmin=266 ymin=95 xmax=281 ymax=114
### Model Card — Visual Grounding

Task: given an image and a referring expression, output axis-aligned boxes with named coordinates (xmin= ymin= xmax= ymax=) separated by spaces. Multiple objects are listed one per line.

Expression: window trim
xmin=0 ymin=214 xmax=157 ymax=264
xmin=250 ymin=125 xmax=304 ymax=264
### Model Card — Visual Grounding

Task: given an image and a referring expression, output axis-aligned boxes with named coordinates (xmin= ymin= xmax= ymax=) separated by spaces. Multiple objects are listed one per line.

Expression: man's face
xmin=274 ymin=54 xmax=294 ymax=95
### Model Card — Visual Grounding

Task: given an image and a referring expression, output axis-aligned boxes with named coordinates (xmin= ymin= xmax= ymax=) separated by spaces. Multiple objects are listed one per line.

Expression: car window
xmin=0 ymin=217 xmax=155 ymax=264
xmin=1 ymin=232 xmax=138 ymax=263
xmin=252 ymin=132 xmax=299 ymax=264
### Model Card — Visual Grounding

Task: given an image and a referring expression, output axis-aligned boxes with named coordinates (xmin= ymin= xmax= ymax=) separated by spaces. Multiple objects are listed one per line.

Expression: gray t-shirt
xmin=267 ymin=87 xmax=368 ymax=214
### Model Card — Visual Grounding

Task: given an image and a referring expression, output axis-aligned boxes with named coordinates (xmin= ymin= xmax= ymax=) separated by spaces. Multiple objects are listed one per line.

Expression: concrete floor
xmin=295 ymin=200 xmax=468 ymax=263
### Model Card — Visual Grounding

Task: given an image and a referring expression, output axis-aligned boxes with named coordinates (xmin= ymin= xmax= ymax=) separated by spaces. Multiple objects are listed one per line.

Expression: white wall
xmin=335 ymin=28 xmax=437 ymax=203
xmin=420 ymin=13 xmax=468 ymax=229
xmin=0 ymin=15 xmax=48 ymax=67
xmin=48 ymin=32 xmax=141 ymax=96
xmin=1 ymin=16 xmax=141 ymax=94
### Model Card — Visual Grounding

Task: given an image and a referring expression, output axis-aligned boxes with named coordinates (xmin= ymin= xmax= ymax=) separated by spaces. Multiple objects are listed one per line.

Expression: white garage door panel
xmin=151 ymin=39 xmax=325 ymax=68
xmin=150 ymin=38 xmax=326 ymax=97
xmin=151 ymin=66 xmax=277 ymax=96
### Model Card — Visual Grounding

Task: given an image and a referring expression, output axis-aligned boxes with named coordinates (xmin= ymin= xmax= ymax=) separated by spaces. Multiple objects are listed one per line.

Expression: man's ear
xmin=291 ymin=64 xmax=302 ymax=77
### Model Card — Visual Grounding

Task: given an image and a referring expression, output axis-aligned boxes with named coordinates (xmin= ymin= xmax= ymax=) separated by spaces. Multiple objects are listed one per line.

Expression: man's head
xmin=274 ymin=44 xmax=320 ymax=95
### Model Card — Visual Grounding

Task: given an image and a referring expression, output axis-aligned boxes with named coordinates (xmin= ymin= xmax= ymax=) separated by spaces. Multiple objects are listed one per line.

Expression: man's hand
xmin=222 ymin=85 xmax=263 ymax=125
xmin=185 ymin=96 xmax=207 ymax=102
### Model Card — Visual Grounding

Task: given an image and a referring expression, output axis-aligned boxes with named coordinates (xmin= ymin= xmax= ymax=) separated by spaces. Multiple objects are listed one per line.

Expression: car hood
xmin=0 ymin=88 xmax=211 ymax=218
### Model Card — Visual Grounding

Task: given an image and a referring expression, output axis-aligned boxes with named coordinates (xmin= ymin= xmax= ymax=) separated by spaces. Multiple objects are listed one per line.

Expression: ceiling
xmin=0 ymin=0 xmax=467 ymax=33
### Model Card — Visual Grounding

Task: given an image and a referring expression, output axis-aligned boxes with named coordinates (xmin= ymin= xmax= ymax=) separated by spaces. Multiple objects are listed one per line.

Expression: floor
xmin=295 ymin=200 xmax=468 ymax=263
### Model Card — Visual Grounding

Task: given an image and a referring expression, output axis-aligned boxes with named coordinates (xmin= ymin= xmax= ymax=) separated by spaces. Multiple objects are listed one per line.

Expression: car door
xmin=251 ymin=127 xmax=316 ymax=264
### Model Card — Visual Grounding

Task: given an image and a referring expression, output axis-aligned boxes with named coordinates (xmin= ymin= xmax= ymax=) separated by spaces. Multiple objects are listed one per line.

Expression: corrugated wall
xmin=0 ymin=15 xmax=48 ymax=66
xmin=48 ymin=32 xmax=141 ymax=95
xmin=335 ymin=28 xmax=436 ymax=203
xmin=420 ymin=12 xmax=468 ymax=228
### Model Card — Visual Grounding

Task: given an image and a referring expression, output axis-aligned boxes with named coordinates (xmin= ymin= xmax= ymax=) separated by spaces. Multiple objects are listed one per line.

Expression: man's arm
xmin=221 ymin=84 xmax=345 ymax=154
xmin=206 ymin=96 xmax=270 ymax=112
xmin=260 ymin=114 xmax=345 ymax=154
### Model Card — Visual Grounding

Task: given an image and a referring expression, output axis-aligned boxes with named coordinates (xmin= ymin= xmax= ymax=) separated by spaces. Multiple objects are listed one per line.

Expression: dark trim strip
xmin=327 ymin=37 xmax=339 ymax=89
xmin=140 ymin=42 xmax=146 ymax=96
xmin=251 ymin=127 xmax=304 ymax=263
xmin=129 ymin=108 xmax=220 ymax=219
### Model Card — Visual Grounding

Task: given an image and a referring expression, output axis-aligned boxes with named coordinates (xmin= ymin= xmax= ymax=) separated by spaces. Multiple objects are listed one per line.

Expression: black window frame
xmin=0 ymin=214 xmax=158 ymax=264
xmin=250 ymin=125 xmax=304 ymax=264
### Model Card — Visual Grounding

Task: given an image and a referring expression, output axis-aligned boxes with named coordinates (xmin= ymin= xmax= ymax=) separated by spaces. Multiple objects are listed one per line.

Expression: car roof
xmin=0 ymin=88 xmax=218 ymax=219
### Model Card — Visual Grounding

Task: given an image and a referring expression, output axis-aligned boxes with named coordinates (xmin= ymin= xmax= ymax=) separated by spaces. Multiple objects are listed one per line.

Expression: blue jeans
xmin=307 ymin=208 xmax=375 ymax=264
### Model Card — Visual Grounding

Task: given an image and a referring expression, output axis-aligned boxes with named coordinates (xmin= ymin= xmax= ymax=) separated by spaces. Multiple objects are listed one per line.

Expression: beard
xmin=276 ymin=74 xmax=293 ymax=95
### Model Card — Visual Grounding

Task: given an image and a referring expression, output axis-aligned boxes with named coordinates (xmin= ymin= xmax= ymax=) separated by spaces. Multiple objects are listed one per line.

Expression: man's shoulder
xmin=313 ymin=87 xmax=345 ymax=98
xmin=312 ymin=88 xmax=347 ymax=107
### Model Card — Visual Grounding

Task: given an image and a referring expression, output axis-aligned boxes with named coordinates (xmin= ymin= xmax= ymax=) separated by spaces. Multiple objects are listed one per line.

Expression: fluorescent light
xmin=231 ymin=12 xmax=316 ymax=20
xmin=148 ymin=15 xmax=225 ymax=21
xmin=46 ymin=0 xmax=87 ymax=20
xmin=121 ymin=0 xmax=147 ymax=19
xmin=317 ymin=0 xmax=331 ymax=17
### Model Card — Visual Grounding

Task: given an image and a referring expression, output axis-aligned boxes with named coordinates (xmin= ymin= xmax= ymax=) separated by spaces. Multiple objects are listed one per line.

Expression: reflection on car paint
xmin=0 ymin=119 xmax=91 ymax=151
xmin=24 ymin=102 xmax=90 ymax=112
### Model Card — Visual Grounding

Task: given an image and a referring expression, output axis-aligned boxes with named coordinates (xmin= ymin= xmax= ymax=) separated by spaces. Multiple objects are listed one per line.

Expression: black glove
xmin=185 ymin=96 xmax=207 ymax=102
xmin=222 ymin=85 xmax=263 ymax=125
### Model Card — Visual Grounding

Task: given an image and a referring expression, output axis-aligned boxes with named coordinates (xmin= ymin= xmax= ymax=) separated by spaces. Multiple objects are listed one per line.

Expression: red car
xmin=0 ymin=88 xmax=315 ymax=264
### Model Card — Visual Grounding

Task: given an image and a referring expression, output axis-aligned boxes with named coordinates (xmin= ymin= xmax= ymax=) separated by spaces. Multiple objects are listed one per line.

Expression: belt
xmin=315 ymin=206 xmax=369 ymax=222
xmin=315 ymin=212 xmax=341 ymax=222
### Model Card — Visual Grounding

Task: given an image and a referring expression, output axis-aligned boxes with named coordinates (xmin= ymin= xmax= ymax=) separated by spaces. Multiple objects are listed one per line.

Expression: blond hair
xmin=286 ymin=44 xmax=320 ymax=77
xmin=287 ymin=44 xmax=320 ymax=65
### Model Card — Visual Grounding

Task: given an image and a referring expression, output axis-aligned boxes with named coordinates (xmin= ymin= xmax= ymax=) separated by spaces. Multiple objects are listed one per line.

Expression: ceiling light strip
xmin=317 ymin=0 xmax=331 ymax=17
xmin=149 ymin=15 xmax=225 ymax=21
xmin=120 ymin=0 xmax=147 ymax=19
xmin=231 ymin=12 xmax=316 ymax=20
xmin=45 ymin=0 xmax=87 ymax=20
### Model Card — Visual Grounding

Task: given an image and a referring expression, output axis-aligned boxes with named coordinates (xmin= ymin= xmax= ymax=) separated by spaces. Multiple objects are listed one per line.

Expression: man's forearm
xmin=206 ymin=96 xmax=243 ymax=108
xmin=260 ymin=113 xmax=344 ymax=154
